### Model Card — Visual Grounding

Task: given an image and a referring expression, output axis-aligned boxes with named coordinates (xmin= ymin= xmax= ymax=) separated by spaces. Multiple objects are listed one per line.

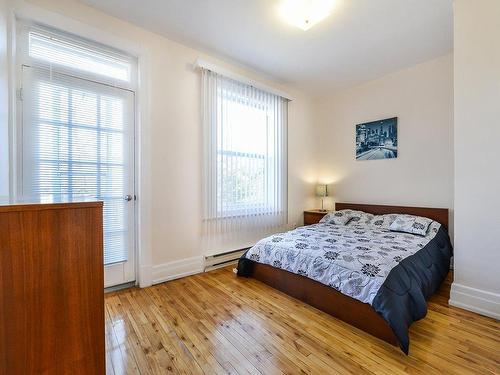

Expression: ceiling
xmin=79 ymin=0 xmax=454 ymax=95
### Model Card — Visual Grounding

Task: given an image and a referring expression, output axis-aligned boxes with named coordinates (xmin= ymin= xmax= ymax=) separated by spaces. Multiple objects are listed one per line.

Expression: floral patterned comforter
xmin=242 ymin=221 xmax=441 ymax=305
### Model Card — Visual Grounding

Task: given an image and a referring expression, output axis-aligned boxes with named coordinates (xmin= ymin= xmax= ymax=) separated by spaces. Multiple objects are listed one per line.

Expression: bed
xmin=237 ymin=203 xmax=453 ymax=354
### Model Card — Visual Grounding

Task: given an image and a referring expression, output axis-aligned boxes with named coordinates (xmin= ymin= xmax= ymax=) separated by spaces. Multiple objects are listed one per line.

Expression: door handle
xmin=124 ymin=195 xmax=134 ymax=201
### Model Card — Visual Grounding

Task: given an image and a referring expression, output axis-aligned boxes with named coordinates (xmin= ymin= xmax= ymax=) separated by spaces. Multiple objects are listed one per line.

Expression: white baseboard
xmin=138 ymin=264 xmax=153 ymax=288
xmin=152 ymin=256 xmax=204 ymax=285
xmin=449 ymin=283 xmax=500 ymax=319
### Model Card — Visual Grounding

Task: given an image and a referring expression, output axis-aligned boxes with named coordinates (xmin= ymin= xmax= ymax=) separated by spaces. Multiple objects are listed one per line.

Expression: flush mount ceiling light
xmin=278 ymin=0 xmax=336 ymax=31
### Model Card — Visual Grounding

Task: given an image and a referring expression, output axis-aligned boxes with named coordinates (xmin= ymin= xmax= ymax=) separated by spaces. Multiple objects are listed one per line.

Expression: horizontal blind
xmin=19 ymin=23 xmax=136 ymax=90
xmin=21 ymin=67 xmax=135 ymax=265
xmin=202 ymin=69 xmax=288 ymax=255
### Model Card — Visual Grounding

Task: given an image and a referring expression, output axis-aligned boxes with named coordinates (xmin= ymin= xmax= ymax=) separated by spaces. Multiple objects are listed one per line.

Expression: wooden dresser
xmin=303 ymin=210 xmax=329 ymax=225
xmin=0 ymin=201 xmax=105 ymax=375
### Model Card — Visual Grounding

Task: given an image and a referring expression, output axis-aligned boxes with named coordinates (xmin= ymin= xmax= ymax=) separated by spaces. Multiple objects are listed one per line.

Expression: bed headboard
xmin=335 ymin=202 xmax=449 ymax=230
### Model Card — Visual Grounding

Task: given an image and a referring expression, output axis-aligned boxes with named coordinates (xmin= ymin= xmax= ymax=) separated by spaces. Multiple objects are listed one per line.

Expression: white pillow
xmin=389 ymin=214 xmax=433 ymax=236
xmin=320 ymin=209 xmax=371 ymax=225
xmin=319 ymin=210 xmax=351 ymax=225
xmin=370 ymin=214 xmax=398 ymax=230
xmin=346 ymin=211 xmax=374 ymax=225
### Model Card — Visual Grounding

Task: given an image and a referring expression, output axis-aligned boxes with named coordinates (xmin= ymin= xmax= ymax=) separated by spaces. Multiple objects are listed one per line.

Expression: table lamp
xmin=315 ymin=184 xmax=329 ymax=212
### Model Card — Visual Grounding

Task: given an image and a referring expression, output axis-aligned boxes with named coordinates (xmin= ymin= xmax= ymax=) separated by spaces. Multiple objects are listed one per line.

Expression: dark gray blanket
xmin=371 ymin=226 xmax=452 ymax=353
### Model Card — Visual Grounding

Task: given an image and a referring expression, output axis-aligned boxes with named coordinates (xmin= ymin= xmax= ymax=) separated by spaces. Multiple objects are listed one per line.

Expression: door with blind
xmin=18 ymin=26 xmax=136 ymax=287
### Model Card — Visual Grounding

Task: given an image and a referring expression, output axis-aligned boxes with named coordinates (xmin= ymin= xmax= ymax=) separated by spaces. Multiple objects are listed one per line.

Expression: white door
xmin=21 ymin=66 xmax=136 ymax=287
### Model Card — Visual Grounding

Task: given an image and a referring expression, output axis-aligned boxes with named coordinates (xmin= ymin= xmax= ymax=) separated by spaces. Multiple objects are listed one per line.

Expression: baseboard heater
xmin=204 ymin=247 xmax=250 ymax=272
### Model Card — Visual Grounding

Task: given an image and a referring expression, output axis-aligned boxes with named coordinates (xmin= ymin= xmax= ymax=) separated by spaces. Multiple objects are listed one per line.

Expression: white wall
xmin=12 ymin=2 xmax=500 ymax=320
xmin=315 ymin=55 xmax=454 ymax=234
xmin=451 ymin=0 xmax=500 ymax=319
xmin=0 ymin=0 xmax=9 ymax=197
xmin=10 ymin=0 xmax=317 ymax=284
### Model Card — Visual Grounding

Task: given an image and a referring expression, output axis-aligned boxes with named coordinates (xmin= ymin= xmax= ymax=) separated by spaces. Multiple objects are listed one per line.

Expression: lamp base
xmin=319 ymin=198 xmax=327 ymax=212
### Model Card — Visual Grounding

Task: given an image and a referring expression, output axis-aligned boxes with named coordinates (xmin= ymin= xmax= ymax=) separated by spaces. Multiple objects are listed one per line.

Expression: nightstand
xmin=304 ymin=210 xmax=329 ymax=225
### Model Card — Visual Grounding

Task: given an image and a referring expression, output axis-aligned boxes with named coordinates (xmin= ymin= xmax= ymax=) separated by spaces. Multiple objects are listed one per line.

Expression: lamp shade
xmin=315 ymin=184 xmax=328 ymax=197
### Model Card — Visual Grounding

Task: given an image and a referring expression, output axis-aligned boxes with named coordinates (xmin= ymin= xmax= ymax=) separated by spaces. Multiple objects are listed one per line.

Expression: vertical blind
xmin=202 ymin=69 xmax=288 ymax=255
xmin=19 ymin=24 xmax=136 ymax=265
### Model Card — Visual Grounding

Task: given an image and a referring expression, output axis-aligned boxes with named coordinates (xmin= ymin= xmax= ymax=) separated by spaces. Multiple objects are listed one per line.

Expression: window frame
xmin=16 ymin=21 xmax=137 ymax=91
xmin=15 ymin=21 xmax=138 ymax=198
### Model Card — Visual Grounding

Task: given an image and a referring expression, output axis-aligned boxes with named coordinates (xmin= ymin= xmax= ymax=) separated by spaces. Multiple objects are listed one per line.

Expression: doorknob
xmin=124 ymin=195 xmax=134 ymax=201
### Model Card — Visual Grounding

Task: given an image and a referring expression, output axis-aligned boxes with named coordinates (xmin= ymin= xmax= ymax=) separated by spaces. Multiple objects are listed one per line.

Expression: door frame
xmin=19 ymin=53 xmax=137 ymax=289
xmin=7 ymin=5 xmax=154 ymax=287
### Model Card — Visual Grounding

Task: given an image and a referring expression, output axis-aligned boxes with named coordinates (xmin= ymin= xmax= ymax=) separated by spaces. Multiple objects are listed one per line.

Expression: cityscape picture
xmin=356 ymin=117 xmax=398 ymax=160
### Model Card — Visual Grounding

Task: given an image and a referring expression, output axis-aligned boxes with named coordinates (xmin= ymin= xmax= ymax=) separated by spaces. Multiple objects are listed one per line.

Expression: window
xmin=20 ymin=24 xmax=135 ymax=90
xmin=217 ymin=98 xmax=268 ymax=215
xmin=28 ymin=31 xmax=132 ymax=82
xmin=202 ymin=69 xmax=288 ymax=252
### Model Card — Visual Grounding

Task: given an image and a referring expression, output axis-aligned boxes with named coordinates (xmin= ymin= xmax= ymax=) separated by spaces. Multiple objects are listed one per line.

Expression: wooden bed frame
xmin=248 ymin=202 xmax=449 ymax=347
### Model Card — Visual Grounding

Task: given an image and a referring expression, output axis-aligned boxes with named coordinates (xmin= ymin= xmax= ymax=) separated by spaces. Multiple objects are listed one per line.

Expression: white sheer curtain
xmin=202 ymin=69 xmax=288 ymax=255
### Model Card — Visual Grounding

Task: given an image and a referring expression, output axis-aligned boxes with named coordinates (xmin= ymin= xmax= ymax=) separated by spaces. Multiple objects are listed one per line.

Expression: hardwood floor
xmin=105 ymin=267 xmax=500 ymax=374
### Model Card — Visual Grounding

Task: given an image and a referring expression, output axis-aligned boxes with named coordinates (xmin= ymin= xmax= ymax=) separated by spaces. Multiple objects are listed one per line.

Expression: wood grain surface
xmin=0 ymin=202 xmax=105 ymax=375
xmin=105 ymin=267 xmax=499 ymax=374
